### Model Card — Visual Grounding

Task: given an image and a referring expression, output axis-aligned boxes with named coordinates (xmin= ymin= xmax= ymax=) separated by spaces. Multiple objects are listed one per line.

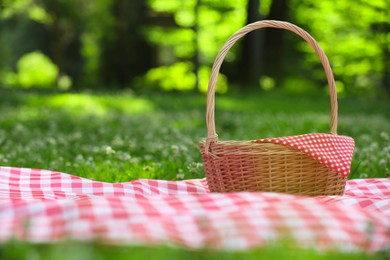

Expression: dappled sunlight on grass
xmin=26 ymin=92 xmax=155 ymax=117
xmin=4 ymin=107 xmax=42 ymax=122
xmin=213 ymin=93 xmax=332 ymax=114
xmin=47 ymin=94 xmax=108 ymax=116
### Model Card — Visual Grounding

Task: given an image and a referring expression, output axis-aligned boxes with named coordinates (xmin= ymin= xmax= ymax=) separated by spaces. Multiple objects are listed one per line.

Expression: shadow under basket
xmin=199 ymin=141 xmax=347 ymax=196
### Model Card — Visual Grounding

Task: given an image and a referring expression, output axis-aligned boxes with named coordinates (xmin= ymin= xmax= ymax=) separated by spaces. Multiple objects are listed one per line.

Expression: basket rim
xmin=198 ymin=139 xmax=303 ymax=156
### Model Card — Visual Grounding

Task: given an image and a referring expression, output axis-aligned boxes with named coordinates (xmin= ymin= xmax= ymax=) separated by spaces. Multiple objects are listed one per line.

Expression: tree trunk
xmin=49 ymin=23 xmax=76 ymax=83
xmin=100 ymin=0 xmax=153 ymax=88
xmin=193 ymin=0 xmax=201 ymax=91
xmin=381 ymin=25 xmax=390 ymax=95
xmin=263 ymin=0 xmax=289 ymax=85
xmin=383 ymin=49 xmax=390 ymax=95
xmin=236 ymin=0 xmax=262 ymax=87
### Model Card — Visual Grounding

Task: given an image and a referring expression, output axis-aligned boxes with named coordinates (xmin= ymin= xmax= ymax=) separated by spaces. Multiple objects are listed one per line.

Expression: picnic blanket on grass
xmin=1 ymin=166 xmax=389 ymax=252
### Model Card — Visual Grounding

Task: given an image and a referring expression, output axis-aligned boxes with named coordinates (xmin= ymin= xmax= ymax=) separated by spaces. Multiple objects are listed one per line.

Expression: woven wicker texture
xmin=199 ymin=20 xmax=348 ymax=196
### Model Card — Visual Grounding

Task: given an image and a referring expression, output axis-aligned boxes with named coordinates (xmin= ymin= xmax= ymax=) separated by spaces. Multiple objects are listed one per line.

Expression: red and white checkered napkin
xmin=254 ymin=133 xmax=355 ymax=177
xmin=1 ymin=167 xmax=389 ymax=252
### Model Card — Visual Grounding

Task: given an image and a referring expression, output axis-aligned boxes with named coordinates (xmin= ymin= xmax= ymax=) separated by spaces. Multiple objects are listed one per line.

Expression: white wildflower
xmin=105 ymin=146 xmax=116 ymax=155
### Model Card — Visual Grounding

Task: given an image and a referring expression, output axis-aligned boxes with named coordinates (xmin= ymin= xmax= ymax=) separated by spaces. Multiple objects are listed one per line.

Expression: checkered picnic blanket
xmin=1 ymin=166 xmax=389 ymax=252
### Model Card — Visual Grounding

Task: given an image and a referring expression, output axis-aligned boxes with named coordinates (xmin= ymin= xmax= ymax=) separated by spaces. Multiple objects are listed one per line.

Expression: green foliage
xmin=27 ymin=4 xmax=51 ymax=23
xmin=198 ymin=66 xmax=228 ymax=93
xmin=0 ymin=0 xmax=115 ymax=88
xmin=0 ymin=0 xmax=32 ymax=19
xmin=143 ymin=28 xmax=195 ymax=58
xmin=143 ymin=0 xmax=390 ymax=95
xmin=260 ymin=76 xmax=276 ymax=91
xmin=4 ymin=51 xmax=59 ymax=89
xmin=79 ymin=0 xmax=115 ymax=86
xmin=280 ymin=77 xmax=319 ymax=95
xmin=259 ymin=0 xmax=272 ymax=16
xmin=143 ymin=0 xmax=247 ymax=91
xmin=0 ymin=0 xmax=36 ymax=80
xmin=142 ymin=62 xmax=197 ymax=91
xmin=137 ymin=62 xmax=227 ymax=93
xmin=292 ymin=0 xmax=390 ymax=96
xmin=197 ymin=0 xmax=247 ymax=63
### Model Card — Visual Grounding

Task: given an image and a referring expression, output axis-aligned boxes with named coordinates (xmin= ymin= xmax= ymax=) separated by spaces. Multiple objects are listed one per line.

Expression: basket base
xmin=199 ymin=141 xmax=347 ymax=196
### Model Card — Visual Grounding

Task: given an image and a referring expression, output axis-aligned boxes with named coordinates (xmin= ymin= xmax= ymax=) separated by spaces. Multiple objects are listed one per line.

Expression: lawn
xmin=0 ymin=88 xmax=389 ymax=259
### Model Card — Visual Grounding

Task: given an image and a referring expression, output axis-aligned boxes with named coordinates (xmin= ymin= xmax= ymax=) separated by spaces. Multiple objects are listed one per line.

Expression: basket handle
xmin=205 ymin=20 xmax=338 ymax=151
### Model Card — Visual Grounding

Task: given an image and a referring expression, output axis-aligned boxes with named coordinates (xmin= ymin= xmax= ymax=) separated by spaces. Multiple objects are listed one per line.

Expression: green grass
xmin=0 ymin=88 xmax=389 ymax=259
xmin=0 ymin=88 xmax=389 ymax=181
xmin=2 ymin=239 xmax=389 ymax=260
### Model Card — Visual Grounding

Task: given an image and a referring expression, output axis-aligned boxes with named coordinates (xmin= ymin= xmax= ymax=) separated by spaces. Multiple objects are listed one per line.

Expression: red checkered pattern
xmin=1 ymin=166 xmax=389 ymax=252
xmin=255 ymin=133 xmax=355 ymax=177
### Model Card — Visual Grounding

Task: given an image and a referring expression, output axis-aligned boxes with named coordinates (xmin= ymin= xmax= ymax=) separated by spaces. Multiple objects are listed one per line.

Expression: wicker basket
xmin=199 ymin=20 xmax=352 ymax=196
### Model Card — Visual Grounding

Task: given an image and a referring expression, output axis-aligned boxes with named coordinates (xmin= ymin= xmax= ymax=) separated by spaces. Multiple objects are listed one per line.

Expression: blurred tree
xmin=32 ymin=0 xmax=85 ymax=84
xmin=263 ymin=0 xmax=289 ymax=84
xmin=13 ymin=51 xmax=58 ymax=88
xmin=373 ymin=19 xmax=390 ymax=94
xmin=100 ymin=0 xmax=154 ymax=88
xmin=79 ymin=0 xmax=115 ymax=87
xmin=0 ymin=0 xmax=138 ymax=89
xmin=291 ymin=0 xmax=390 ymax=96
xmin=140 ymin=0 xmax=247 ymax=92
xmin=235 ymin=0 xmax=262 ymax=86
xmin=193 ymin=0 xmax=201 ymax=90
xmin=0 ymin=0 xmax=51 ymax=79
xmin=0 ymin=0 xmax=85 ymax=87
xmin=0 ymin=0 xmax=388 ymax=96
